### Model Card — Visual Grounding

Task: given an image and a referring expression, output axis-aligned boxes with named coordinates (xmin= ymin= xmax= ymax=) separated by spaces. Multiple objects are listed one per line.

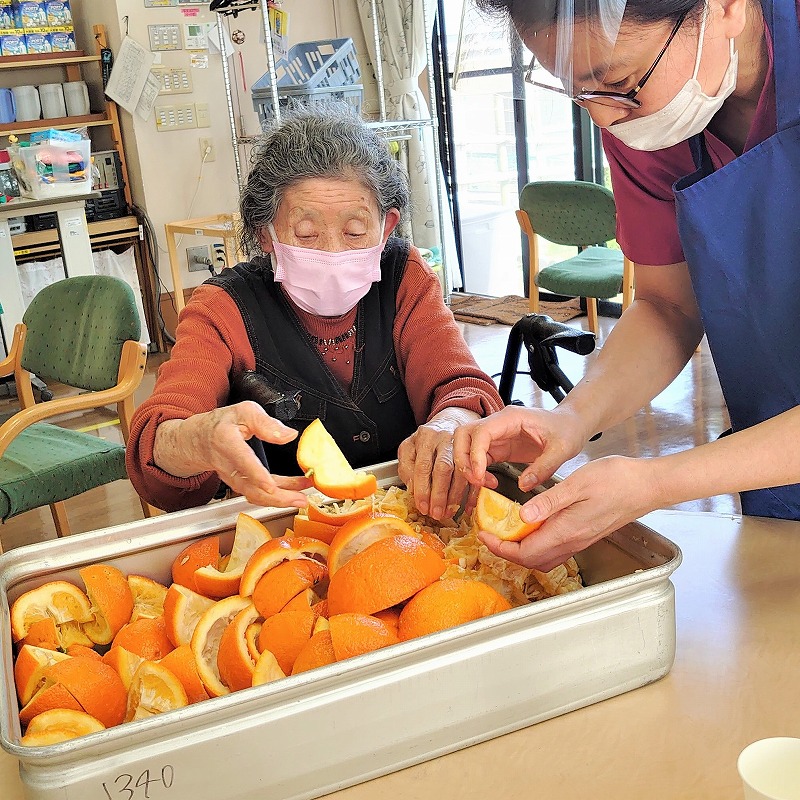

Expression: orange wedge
xmin=296 ymin=419 xmax=378 ymax=500
xmin=328 ymin=613 xmax=399 ymax=662
xmin=327 ymin=514 xmax=417 ymax=575
xmin=256 ymin=608 xmax=316 ymax=676
xmin=10 ymin=581 xmax=93 ymax=644
xmin=474 ymin=486 xmax=543 ymax=542
xmin=190 ymin=595 xmax=251 ymax=697
xmin=171 ymin=536 xmax=220 ymax=593
xmin=14 ymin=645 xmax=70 ymax=706
xmin=280 ymin=588 xmax=321 ymax=615
xmin=291 ymin=630 xmax=336 ymax=675
xmin=163 ymin=584 xmax=217 ymax=648
xmin=239 ymin=536 xmax=329 ymax=597
xmin=159 ymin=645 xmax=211 ymax=705
xmin=251 ymin=650 xmax=286 ymax=687
xmin=18 ymin=617 xmax=61 ymax=651
xmin=290 ymin=514 xmax=339 ymax=544
xmin=111 ymin=617 xmax=174 ymax=661
xmin=306 ymin=496 xmax=375 ymax=526
xmin=216 ymin=603 xmax=261 ymax=693
xmin=79 ymin=564 xmax=134 ymax=645
xmin=42 ymin=657 xmax=127 ymax=728
xmin=125 ymin=660 xmax=188 ymax=722
xmin=20 ymin=709 xmax=105 ymax=746
xmin=128 ymin=575 xmax=168 ymax=621
xmin=373 ymin=606 xmax=401 ymax=636
xmin=102 ymin=646 xmax=145 ymax=691
xmin=244 ymin=621 xmax=263 ymax=662
xmin=192 ymin=514 xmax=273 ymax=599
xmin=398 ymin=577 xmax=512 ymax=641
xmin=251 ymin=559 xmax=328 ymax=619
xmin=18 ymin=682 xmax=83 ymax=727
xmin=327 ymin=534 xmax=446 ymax=616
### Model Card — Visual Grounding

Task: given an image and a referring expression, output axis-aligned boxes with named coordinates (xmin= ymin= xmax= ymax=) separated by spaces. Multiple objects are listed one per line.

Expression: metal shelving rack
xmin=211 ymin=0 xmax=451 ymax=294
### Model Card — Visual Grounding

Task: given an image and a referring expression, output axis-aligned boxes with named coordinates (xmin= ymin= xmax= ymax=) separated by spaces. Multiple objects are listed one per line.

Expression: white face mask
xmin=608 ymin=6 xmax=738 ymax=151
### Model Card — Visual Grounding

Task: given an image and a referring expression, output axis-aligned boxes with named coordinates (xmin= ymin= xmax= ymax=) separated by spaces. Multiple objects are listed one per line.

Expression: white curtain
xmin=354 ymin=0 xmax=462 ymax=288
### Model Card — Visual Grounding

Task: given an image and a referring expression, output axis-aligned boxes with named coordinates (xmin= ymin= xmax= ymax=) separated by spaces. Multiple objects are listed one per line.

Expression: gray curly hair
xmin=238 ymin=103 xmax=410 ymax=256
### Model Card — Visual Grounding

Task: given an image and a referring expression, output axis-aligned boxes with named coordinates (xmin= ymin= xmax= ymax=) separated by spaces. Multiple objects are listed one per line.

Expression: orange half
xmin=327 ymin=514 xmax=417 ymax=576
xmin=239 ymin=536 xmax=329 ymax=598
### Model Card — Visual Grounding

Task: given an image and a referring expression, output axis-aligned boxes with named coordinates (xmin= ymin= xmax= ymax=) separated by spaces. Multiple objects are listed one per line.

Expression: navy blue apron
xmin=674 ymin=0 xmax=800 ymax=517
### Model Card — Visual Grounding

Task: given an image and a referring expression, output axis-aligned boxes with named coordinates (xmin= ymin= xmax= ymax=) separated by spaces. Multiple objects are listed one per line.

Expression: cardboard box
xmin=48 ymin=27 xmax=73 ymax=50
xmin=44 ymin=0 xmax=68 ymax=26
xmin=0 ymin=32 xmax=26 ymax=55
xmin=11 ymin=1 xmax=46 ymax=28
xmin=23 ymin=29 xmax=50 ymax=52
xmin=0 ymin=3 xmax=13 ymax=29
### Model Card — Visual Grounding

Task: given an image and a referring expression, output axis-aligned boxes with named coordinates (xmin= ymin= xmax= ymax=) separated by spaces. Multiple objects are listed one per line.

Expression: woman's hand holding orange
xmin=154 ymin=401 xmax=311 ymax=508
xmin=478 ymin=456 xmax=662 ymax=572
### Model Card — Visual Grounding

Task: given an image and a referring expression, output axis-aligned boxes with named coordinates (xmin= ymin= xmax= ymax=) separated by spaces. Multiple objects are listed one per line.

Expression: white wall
xmin=79 ymin=0 xmax=350 ymax=293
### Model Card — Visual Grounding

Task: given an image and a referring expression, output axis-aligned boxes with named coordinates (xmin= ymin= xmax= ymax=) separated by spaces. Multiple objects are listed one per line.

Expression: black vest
xmin=206 ymin=238 xmax=418 ymax=475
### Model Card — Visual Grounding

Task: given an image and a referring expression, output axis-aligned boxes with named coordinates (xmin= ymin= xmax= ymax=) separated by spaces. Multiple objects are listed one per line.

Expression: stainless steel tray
xmin=0 ymin=461 xmax=682 ymax=800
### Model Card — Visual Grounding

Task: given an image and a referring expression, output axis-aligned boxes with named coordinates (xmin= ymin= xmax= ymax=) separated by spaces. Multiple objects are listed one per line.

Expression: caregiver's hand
xmin=452 ymin=405 xmax=586 ymax=495
xmin=479 ymin=456 xmax=661 ymax=571
xmin=153 ymin=401 xmax=312 ymax=508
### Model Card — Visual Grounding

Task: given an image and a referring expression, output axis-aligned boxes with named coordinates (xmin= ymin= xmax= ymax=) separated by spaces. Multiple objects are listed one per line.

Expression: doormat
xmin=448 ymin=293 xmax=584 ymax=326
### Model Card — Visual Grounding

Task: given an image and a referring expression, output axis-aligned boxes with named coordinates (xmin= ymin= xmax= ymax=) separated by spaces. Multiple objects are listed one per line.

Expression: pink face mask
xmin=268 ymin=223 xmax=384 ymax=317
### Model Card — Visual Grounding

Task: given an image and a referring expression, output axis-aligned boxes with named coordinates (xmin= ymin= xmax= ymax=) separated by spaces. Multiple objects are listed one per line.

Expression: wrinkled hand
xmin=398 ymin=411 xmax=478 ymax=520
xmin=453 ymin=405 xmax=585 ymax=493
xmin=157 ymin=401 xmax=312 ymax=508
xmin=479 ymin=456 xmax=661 ymax=571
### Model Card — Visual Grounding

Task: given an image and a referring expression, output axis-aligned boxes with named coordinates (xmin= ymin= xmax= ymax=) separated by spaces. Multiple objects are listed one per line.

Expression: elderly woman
xmin=127 ymin=106 xmax=503 ymax=519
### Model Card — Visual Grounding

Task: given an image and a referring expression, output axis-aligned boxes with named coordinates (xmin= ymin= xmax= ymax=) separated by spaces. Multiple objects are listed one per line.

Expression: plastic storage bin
xmin=251 ymin=37 xmax=363 ymax=128
xmin=10 ymin=138 xmax=91 ymax=200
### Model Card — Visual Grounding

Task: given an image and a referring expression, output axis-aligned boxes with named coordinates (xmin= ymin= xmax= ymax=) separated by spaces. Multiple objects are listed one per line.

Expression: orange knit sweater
xmin=126 ymin=246 xmax=503 ymax=511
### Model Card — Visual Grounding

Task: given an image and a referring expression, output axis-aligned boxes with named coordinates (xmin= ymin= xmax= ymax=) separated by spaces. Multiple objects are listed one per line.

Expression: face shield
xmin=454 ymin=0 xmax=630 ymax=101
xmin=526 ymin=0 xmax=629 ymax=97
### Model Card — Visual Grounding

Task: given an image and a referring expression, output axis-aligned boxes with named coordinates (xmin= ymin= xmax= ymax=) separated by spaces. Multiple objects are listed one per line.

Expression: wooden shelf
xmin=12 ymin=215 xmax=140 ymax=258
xmin=0 ymin=113 xmax=111 ymax=138
xmin=0 ymin=52 xmax=97 ymax=69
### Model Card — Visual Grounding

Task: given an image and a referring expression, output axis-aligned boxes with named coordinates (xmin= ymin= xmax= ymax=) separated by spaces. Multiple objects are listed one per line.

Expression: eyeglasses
xmin=524 ymin=9 xmax=689 ymax=109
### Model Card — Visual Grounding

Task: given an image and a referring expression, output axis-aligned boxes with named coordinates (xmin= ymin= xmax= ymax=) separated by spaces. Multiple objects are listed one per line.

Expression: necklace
xmin=309 ymin=325 xmax=357 ymax=364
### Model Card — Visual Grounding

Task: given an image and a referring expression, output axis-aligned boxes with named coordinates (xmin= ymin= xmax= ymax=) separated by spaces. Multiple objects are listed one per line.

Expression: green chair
xmin=0 ymin=275 xmax=149 ymax=549
xmin=517 ymin=180 xmax=635 ymax=335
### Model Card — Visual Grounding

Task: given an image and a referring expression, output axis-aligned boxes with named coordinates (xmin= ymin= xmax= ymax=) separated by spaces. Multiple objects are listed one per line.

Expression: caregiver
xmin=454 ymin=0 xmax=800 ymax=569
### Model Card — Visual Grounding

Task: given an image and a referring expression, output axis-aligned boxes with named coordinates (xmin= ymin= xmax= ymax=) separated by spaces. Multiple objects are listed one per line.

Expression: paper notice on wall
xmin=207 ymin=22 xmax=234 ymax=58
xmin=105 ymin=36 xmax=155 ymax=115
xmin=135 ymin=70 xmax=161 ymax=120
xmin=258 ymin=7 xmax=289 ymax=62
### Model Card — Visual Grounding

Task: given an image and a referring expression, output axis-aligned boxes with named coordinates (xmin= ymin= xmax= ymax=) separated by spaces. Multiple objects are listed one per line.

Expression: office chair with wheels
xmin=517 ymin=180 xmax=635 ymax=335
xmin=0 ymin=275 xmax=150 ymax=549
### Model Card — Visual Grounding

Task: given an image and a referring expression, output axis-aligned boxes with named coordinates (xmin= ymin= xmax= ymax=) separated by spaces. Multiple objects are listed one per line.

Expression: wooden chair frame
xmin=516 ymin=209 xmax=635 ymax=336
xmin=0 ymin=323 xmax=151 ymax=542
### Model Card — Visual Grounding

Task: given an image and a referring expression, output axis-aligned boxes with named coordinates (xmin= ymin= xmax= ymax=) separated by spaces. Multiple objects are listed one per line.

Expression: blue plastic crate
xmin=251 ymin=37 xmax=363 ymax=127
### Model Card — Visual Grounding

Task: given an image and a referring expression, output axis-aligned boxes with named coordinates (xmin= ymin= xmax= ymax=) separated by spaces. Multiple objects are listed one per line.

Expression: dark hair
xmin=474 ymin=0 xmax=702 ymax=36
xmin=238 ymin=103 xmax=410 ymax=256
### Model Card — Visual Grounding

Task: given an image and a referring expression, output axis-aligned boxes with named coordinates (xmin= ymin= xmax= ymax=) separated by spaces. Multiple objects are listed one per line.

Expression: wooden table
xmin=2 ymin=509 xmax=798 ymax=799
xmin=164 ymin=213 xmax=242 ymax=316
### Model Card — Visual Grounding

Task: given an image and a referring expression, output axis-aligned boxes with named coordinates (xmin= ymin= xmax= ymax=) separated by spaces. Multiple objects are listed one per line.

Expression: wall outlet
xmin=200 ymin=137 xmax=216 ymax=162
xmin=187 ymin=244 xmax=213 ymax=272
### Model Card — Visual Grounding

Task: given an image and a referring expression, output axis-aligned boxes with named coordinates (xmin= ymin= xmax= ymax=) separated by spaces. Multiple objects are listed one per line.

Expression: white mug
xmin=739 ymin=738 xmax=800 ymax=800
xmin=11 ymin=85 xmax=41 ymax=122
xmin=63 ymin=80 xmax=90 ymax=116
xmin=38 ymin=83 xmax=67 ymax=119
